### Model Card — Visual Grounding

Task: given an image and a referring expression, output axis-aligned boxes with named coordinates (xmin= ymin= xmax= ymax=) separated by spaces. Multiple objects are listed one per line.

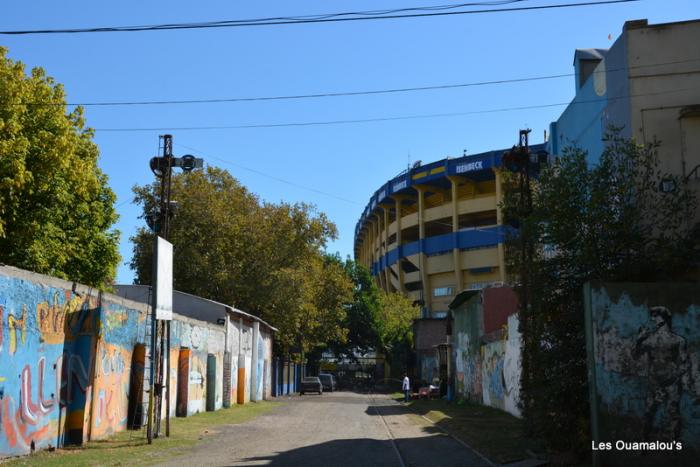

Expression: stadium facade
xmin=353 ymin=146 xmax=543 ymax=318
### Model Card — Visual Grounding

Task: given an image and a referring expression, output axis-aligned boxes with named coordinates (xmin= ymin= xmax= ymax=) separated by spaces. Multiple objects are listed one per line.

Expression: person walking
xmin=402 ymin=374 xmax=411 ymax=403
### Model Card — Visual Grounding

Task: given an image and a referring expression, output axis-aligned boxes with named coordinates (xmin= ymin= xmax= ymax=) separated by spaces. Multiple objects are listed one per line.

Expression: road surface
xmin=159 ymin=391 xmax=492 ymax=467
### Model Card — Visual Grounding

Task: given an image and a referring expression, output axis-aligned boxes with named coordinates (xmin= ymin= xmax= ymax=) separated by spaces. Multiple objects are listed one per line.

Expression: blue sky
xmin=2 ymin=0 xmax=698 ymax=284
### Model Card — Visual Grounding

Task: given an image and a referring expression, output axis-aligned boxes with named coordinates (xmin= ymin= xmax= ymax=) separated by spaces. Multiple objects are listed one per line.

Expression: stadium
xmin=353 ymin=144 xmax=544 ymax=318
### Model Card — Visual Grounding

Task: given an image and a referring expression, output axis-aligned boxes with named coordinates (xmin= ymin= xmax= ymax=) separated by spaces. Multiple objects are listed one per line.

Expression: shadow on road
xmin=240 ymin=435 xmax=486 ymax=467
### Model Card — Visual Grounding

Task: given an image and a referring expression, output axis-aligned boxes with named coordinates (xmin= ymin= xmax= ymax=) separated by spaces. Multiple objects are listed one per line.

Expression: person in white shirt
xmin=402 ymin=374 xmax=410 ymax=402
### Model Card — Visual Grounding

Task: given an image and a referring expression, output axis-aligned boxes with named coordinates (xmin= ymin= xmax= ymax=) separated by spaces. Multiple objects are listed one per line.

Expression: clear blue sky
xmin=3 ymin=1 xmax=698 ymax=284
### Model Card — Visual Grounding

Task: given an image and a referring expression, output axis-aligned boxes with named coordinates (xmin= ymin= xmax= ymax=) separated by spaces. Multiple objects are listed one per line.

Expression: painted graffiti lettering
xmin=101 ymin=349 xmax=125 ymax=375
xmin=8 ymin=305 xmax=27 ymax=355
xmin=36 ymin=292 xmax=96 ymax=344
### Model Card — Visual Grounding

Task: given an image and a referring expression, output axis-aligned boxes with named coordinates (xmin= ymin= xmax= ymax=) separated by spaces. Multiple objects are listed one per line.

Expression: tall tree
xmin=503 ymin=130 xmax=698 ymax=452
xmin=332 ymin=259 xmax=418 ymax=369
xmin=0 ymin=48 xmax=119 ymax=287
xmin=130 ymin=166 xmax=350 ymax=352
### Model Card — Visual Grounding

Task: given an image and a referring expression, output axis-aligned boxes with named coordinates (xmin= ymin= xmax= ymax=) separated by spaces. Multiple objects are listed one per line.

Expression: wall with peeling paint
xmin=450 ymin=287 xmax=521 ymax=417
xmin=170 ymin=316 xmax=225 ymax=416
xmin=0 ymin=266 xmax=148 ymax=458
xmin=1 ymin=265 xmax=255 ymax=460
xmin=585 ymin=282 xmax=700 ymax=462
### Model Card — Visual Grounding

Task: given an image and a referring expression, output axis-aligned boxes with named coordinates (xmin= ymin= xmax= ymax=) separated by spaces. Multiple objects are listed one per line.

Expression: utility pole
xmin=501 ymin=129 xmax=548 ymax=429
xmin=146 ymin=134 xmax=203 ymax=444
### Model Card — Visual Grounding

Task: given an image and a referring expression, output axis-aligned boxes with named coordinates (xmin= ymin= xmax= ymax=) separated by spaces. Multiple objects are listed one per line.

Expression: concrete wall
xmin=0 ymin=266 xmax=148 ymax=458
xmin=453 ymin=292 xmax=483 ymax=402
xmin=1 ymin=265 xmax=269 ymax=460
xmin=170 ymin=315 xmax=225 ymax=415
xmin=584 ymin=282 xmax=700 ymax=463
xmin=480 ymin=314 xmax=521 ymax=417
xmin=451 ymin=287 xmax=522 ymax=417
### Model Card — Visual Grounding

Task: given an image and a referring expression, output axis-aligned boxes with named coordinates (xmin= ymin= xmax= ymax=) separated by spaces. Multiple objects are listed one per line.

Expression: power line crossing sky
xmin=2 ymin=0 xmax=698 ymax=283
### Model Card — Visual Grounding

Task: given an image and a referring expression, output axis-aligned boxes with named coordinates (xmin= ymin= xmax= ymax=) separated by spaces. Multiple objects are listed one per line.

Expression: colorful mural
xmin=585 ymin=282 xmax=700 ymax=463
xmin=2 ymin=266 xmax=273 ymax=460
xmin=450 ymin=288 xmax=521 ymax=416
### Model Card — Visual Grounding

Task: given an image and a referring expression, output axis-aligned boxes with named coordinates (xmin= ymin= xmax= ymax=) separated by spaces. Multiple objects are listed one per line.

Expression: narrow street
xmin=158 ymin=392 xmax=493 ymax=467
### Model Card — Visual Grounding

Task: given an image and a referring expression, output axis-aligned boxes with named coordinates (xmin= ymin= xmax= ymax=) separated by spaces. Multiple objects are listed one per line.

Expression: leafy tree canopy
xmin=130 ymin=166 xmax=350 ymax=353
xmin=331 ymin=259 xmax=418 ymax=364
xmin=0 ymin=47 xmax=119 ymax=287
xmin=503 ymin=130 xmax=698 ymax=452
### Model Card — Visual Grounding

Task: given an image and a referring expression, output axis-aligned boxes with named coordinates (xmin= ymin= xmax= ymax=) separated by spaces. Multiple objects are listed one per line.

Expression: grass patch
xmin=7 ymin=401 xmax=282 ymax=467
xmin=393 ymin=395 xmax=543 ymax=464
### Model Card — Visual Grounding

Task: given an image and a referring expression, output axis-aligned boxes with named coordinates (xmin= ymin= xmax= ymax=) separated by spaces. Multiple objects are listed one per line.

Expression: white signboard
xmin=155 ymin=236 xmax=173 ymax=320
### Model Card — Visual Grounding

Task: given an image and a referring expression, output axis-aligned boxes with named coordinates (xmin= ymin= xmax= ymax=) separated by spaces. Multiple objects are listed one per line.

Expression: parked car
xmin=319 ymin=373 xmax=337 ymax=392
xmin=300 ymin=377 xmax=323 ymax=395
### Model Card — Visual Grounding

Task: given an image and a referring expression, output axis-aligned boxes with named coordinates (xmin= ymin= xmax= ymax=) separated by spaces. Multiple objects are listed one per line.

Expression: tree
xmin=0 ymin=47 xmax=119 ymax=287
xmin=130 ymin=166 xmax=350 ymax=353
xmin=376 ymin=290 xmax=418 ymax=373
xmin=331 ymin=259 xmax=418 ymax=371
xmin=331 ymin=260 xmax=382 ymax=358
xmin=502 ymin=130 xmax=698 ymax=452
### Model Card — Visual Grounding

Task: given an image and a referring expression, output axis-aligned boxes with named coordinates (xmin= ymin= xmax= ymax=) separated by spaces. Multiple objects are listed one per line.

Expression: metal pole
xmin=147 ymin=237 xmax=157 ymax=444
xmin=161 ymin=134 xmax=173 ymax=437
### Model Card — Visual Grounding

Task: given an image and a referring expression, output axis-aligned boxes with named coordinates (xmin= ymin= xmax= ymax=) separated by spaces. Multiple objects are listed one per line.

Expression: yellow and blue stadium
xmin=353 ymin=145 xmax=544 ymax=318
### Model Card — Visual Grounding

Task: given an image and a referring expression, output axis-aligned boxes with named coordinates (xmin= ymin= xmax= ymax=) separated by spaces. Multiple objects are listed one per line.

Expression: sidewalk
xmin=387 ymin=393 xmax=545 ymax=465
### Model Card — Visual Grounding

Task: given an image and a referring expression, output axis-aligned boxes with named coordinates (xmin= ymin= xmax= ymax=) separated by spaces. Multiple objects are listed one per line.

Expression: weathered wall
xmin=263 ymin=333 xmax=273 ymax=400
xmin=451 ymin=288 xmax=521 ymax=417
xmin=0 ymin=266 xmax=148 ymax=458
xmin=482 ymin=287 xmax=518 ymax=335
xmin=170 ymin=316 xmax=225 ymax=416
xmin=92 ymin=301 xmax=147 ymax=439
xmin=503 ymin=313 xmax=521 ymax=417
xmin=585 ymin=282 xmax=700 ymax=463
xmin=453 ymin=293 xmax=483 ymax=401
xmin=480 ymin=314 xmax=522 ymax=417
xmin=1 ymin=265 xmax=252 ymax=460
xmin=481 ymin=340 xmax=505 ymax=410
xmin=417 ymin=352 xmax=438 ymax=385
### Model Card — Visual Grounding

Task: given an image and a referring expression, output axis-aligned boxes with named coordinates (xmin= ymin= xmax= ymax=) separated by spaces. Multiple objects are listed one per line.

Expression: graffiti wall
xmin=585 ymin=282 xmax=700 ymax=463
xmin=2 ymin=265 xmax=275 ymax=459
xmin=450 ymin=288 xmax=521 ymax=416
xmin=263 ymin=334 xmax=273 ymax=400
xmin=452 ymin=292 xmax=483 ymax=401
xmin=0 ymin=266 xmax=147 ymax=458
xmin=503 ymin=313 xmax=521 ymax=417
xmin=170 ymin=317 xmax=225 ymax=416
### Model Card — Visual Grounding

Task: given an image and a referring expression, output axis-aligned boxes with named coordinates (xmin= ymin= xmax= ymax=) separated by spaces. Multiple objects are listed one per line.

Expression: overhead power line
xmin=11 ymin=57 xmax=699 ymax=108
xmin=174 ymin=143 xmax=363 ymax=205
xmin=0 ymin=0 xmax=639 ymax=35
xmin=93 ymin=87 xmax=698 ymax=133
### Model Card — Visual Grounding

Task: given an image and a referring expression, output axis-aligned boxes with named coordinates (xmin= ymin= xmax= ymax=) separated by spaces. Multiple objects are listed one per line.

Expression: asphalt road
xmin=159 ymin=391 xmax=492 ymax=467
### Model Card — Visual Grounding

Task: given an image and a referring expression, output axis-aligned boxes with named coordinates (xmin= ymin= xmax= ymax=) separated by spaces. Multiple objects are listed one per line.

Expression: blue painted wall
xmin=548 ymin=34 xmax=631 ymax=164
xmin=0 ymin=268 xmax=146 ymax=458
xmin=585 ymin=282 xmax=700 ymax=462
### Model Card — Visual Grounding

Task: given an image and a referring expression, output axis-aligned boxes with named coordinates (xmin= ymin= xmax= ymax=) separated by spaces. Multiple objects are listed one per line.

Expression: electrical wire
xmin=174 ymin=143 xmax=363 ymax=205
xmin=11 ymin=57 xmax=699 ymax=108
xmin=0 ymin=0 xmax=639 ymax=35
xmin=93 ymin=86 xmax=697 ymax=132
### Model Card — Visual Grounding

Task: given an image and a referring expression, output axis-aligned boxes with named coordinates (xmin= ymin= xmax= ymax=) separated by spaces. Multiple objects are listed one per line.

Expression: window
xmin=433 ymin=286 xmax=454 ymax=297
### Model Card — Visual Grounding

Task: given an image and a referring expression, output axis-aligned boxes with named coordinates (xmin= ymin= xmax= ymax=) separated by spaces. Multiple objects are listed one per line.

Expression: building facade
xmin=548 ymin=18 xmax=700 ymax=186
xmin=353 ymin=147 xmax=542 ymax=318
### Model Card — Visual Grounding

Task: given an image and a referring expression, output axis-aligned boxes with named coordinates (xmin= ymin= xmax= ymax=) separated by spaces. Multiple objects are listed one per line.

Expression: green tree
xmin=0 ymin=47 xmax=119 ymax=287
xmin=130 ymin=166 xmax=350 ymax=353
xmin=376 ymin=290 xmax=418 ymax=374
xmin=332 ymin=260 xmax=382 ymax=358
xmin=331 ymin=259 xmax=417 ymax=372
xmin=503 ymin=130 xmax=698 ymax=452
